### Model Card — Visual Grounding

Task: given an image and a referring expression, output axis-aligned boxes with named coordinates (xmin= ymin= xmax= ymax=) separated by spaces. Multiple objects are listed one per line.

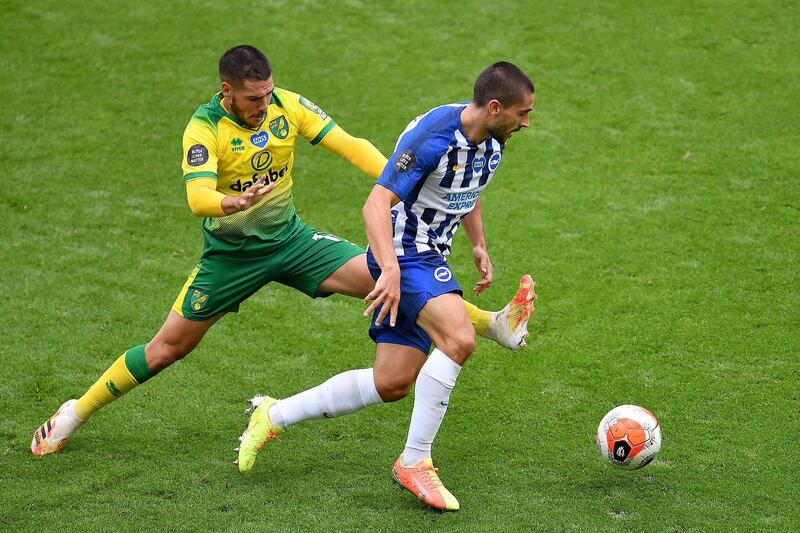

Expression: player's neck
xmin=460 ymin=103 xmax=491 ymax=145
xmin=461 ymin=102 xmax=489 ymax=144
xmin=220 ymin=96 xmax=233 ymax=115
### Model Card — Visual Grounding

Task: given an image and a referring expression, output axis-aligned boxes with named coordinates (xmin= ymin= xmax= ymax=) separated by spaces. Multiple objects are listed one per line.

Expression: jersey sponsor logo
xmin=190 ymin=289 xmax=209 ymax=311
xmin=472 ymin=156 xmax=486 ymax=173
xmin=231 ymin=165 xmax=289 ymax=191
xmin=269 ymin=116 xmax=289 ymax=139
xmin=251 ymin=150 xmax=273 ymax=171
xmin=250 ymin=131 xmax=269 ymax=148
xmin=231 ymin=137 xmax=245 ymax=152
xmin=488 ymin=152 xmax=501 ymax=172
xmin=265 ymin=165 xmax=288 ymax=182
xmin=187 ymin=144 xmax=209 ymax=166
xmin=394 ymin=149 xmax=416 ymax=173
xmin=434 ymin=266 xmax=452 ymax=282
xmin=442 ymin=191 xmax=479 ymax=211
xmin=299 ymin=96 xmax=328 ymax=120
xmin=232 ymin=149 xmax=287 ymax=191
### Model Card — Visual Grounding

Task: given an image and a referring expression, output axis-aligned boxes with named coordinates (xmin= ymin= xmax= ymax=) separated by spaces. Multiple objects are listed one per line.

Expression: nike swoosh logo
xmin=439 ymin=401 xmax=449 ymax=406
xmin=452 ymin=164 xmax=466 ymax=171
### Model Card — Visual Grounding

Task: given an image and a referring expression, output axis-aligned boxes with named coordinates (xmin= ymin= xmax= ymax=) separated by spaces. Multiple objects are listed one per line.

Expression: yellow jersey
xmin=181 ymin=88 xmax=335 ymax=243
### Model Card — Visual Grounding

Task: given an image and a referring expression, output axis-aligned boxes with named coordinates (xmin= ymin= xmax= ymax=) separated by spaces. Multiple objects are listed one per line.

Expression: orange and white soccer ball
xmin=596 ymin=405 xmax=661 ymax=470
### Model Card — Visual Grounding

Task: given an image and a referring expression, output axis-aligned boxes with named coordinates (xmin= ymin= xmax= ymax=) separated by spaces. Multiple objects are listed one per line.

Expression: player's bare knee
xmin=374 ymin=375 xmax=413 ymax=402
xmin=440 ymin=332 xmax=475 ymax=364
xmin=378 ymin=383 xmax=411 ymax=402
xmin=146 ymin=339 xmax=193 ymax=370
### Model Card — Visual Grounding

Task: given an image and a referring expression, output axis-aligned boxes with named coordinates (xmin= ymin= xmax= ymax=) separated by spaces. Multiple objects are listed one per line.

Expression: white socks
xmin=269 ymin=368 xmax=382 ymax=428
xmin=266 ymin=350 xmax=463 ymax=467
xmin=402 ymin=349 xmax=462 ymax=466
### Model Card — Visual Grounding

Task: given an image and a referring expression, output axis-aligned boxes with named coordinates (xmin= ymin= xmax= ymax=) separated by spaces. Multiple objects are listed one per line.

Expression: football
xmin=596 ymin=405 xmax=661 ymax=470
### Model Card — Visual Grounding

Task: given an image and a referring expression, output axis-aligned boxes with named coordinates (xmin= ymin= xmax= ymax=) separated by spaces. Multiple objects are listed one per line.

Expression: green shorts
xmin=172 ymin=215 xmax=364 ymax=320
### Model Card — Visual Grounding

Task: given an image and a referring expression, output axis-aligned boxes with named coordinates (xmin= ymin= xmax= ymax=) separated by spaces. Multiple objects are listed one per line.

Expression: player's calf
xmin=373 ymin=345 xmax=426 ymax=402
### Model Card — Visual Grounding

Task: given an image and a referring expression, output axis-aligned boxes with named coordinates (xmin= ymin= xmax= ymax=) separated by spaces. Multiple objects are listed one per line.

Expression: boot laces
xmin=420 ymin=463 xmax=443 ymax=490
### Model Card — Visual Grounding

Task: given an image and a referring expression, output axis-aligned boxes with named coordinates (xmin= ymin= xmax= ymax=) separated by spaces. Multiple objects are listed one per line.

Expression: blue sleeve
xmin=376 ymin=114 xmax=451 ymax=200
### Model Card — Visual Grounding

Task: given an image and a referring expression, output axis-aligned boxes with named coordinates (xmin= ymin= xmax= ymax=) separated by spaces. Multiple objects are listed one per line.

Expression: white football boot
xmin=31 ymin=399 xmax=85 ymax=456
xmin=486 ymin=274 xmax=537 ymax=350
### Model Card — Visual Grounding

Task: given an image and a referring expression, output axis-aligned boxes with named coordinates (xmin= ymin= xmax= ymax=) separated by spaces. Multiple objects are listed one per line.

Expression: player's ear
xmin=487 ymin=99 xmax=503 ymax=116
xmin=221 ymin=81 xmax=233 ymax=97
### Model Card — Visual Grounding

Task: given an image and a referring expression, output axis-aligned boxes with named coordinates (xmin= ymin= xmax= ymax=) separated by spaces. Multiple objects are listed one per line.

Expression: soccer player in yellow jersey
xmin=31 ymin=45 xmax=535 ymax=457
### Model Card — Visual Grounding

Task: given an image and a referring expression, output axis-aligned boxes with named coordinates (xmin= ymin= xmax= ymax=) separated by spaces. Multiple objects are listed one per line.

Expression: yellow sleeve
xmin=185 ymin=178 xmax=226 ymax=217
xmin=285 ymin=91 xmax=337 ymax=144
xmin=318 ymin=125 xmax=388 ymax=179
xmin=181 ymin=117 xmax=218 ymax=181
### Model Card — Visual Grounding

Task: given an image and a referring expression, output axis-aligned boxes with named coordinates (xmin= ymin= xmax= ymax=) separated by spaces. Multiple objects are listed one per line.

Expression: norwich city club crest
xmin=269 ymin=116 xmax=289 ymax=139
xmin=106 ymin=380 xmax=122 ymax=397
xmin=190 ymin=289 xmax=209 ymax=311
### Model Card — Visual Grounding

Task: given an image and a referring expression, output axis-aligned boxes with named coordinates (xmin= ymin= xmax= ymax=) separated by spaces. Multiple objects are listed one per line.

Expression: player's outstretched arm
xmin=318 ymin=125 xmax=388 ymax=179
xmin=185 ymin=176 xmax=275 ymax=217
xmin=461 ymin=198 xmax=493 ymax=295
xmin=362 ymin=184 xmax=402 ymax=326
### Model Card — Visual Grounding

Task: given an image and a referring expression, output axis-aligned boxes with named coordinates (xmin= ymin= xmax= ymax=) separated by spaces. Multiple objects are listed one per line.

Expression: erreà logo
xmin=250 ymin=131 xmax=269 ymax=148
xmin=231 ymin=137 xmax=244 ymax=152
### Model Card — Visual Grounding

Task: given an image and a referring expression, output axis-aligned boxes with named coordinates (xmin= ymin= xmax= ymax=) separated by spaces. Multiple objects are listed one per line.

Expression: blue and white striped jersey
xmin=376 ymin=103 xmax=504 ymax=257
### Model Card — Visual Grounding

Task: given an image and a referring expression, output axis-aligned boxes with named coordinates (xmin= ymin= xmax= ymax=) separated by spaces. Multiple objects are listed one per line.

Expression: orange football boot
xmin=392 ymin=456 xmax=460 ymax=511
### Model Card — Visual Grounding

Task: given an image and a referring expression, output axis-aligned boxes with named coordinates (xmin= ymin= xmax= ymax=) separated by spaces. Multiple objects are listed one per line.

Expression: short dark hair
xmin=219 ymin=45 xmax=272 ymax=86
xmin=473 ymin=61 xmax=534 ymax=107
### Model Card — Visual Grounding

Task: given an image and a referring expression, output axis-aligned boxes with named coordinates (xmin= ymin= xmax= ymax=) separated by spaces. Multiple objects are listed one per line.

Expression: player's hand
xmin=234 ymin=175 xmax=275 ymax=212
xmin=472 ymin=246 xmax=493 ymax=296
xmin=363 ymin=268 xmax=401 ymax=327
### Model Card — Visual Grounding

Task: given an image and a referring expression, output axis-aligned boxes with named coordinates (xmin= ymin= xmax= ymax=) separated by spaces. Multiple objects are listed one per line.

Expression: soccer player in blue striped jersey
xmin=238 ymin=62 xmax=536 ymax=511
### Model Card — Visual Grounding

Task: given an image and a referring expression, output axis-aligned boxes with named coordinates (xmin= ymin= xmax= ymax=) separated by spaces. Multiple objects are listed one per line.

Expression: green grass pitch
xmin=1 ymin=0 xmax=798 ymax=530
